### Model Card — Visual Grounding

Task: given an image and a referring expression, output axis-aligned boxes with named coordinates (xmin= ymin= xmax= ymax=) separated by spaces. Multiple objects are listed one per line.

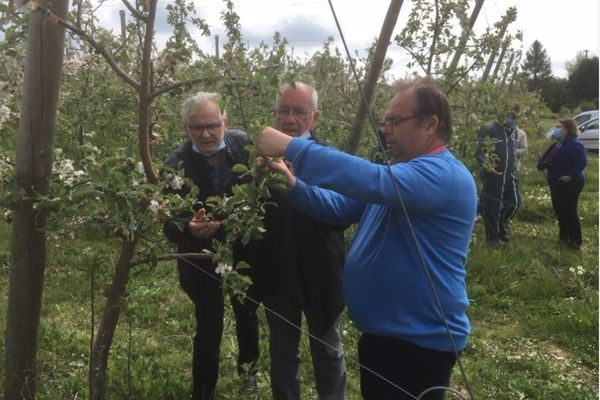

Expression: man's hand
xmin=256 ymin=127 xmax=293 ymax=157
xmin=188 ymin=208 xmax=220 ymax=239
xmin=268 ymin=158 xmax=296 ymax=190
xmin=558 ymin=175 xmax=572 ymax=182
xmin=486 ymin=166 xmax=503 ymax=176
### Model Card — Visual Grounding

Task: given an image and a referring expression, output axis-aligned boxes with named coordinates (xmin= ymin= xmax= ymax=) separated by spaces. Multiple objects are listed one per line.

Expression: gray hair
xmin=181 ymin=91 xmax=227 ymax=125
xmin=276 ymin=82 xmax=319 ymax=110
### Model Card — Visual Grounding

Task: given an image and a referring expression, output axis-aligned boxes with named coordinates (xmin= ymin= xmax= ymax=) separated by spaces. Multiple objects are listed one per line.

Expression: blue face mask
xmin=551 ymin=127 xmax=563 ymax=141
xmin=504 ymin=116 xmax=517 ymax=129
xmin=192 ymin=139 xmax=226 ymax=157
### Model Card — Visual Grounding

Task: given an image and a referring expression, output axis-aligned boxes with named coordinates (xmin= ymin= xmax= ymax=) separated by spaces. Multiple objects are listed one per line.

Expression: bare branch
xmin=38 ymin=5 xmax=140 ymax=91
xmin=150 ymin=76 xmax=216 ymax=99
xmin=121 ymin=0 xmax=148 ymax=22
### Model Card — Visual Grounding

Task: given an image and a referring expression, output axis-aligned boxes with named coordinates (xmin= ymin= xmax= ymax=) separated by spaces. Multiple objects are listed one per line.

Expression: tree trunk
xmin=139 ymin=0 xmax=158 ymax=184
xmin=490 ymin=38 xmax=510 ymax=83
xmin=481 ymin=11 xmax=513 ymax=82
xmin=4 ymin=1 xmax=68 ymax=399
xmin=446 ymin=0 xmax=485 ymax=78
xmin=89 ymin=239 xmax=138 ymax=400
xmin=345 ymin=0 xmax=403 ymax=155
xmin=500 ymin=52 xmax=515 ymax=85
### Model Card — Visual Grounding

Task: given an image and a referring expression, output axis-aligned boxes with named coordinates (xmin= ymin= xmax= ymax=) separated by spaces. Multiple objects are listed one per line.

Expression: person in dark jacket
xmin=475 ymin=105 xmax=521 ymax=245
xmin=257 ymin=82 xmax=347 ymax=400
xmin=163 ymin=91 xmax=261 ymax=400
xmin=537 ymin=118 xmax=587 ymax=249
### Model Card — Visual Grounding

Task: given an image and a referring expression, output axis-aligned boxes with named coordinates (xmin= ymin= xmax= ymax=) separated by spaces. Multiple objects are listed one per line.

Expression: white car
xmin=545 ymin=110 xmax=600 ymax=139
xmin=578 ymin=117 xmax=598 ymax=151
xmin=574 ymin=110 xmax=599 ymax=126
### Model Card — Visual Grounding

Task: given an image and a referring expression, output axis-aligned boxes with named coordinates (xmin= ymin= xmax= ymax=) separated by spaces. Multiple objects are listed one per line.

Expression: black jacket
xmin=162 ymin=129 xmax=255 ymax=297
xmin=256 ymin=134 xmax=346 ymax=333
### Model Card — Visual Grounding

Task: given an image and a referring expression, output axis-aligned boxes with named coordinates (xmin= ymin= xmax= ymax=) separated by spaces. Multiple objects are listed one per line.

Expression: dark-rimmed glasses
xmin=381 ymin=115 xmax=417 ymax=129
xmin=275 ymin=107 xmax=314 ymax=118
xmin=188 ymin=122 xmax=223 ymax=135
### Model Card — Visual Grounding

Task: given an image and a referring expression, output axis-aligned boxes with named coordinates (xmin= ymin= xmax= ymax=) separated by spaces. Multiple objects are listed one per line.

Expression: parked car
xmin=578 ymin=117 xmax=599 ymax=151
xmin=573 ymin=110 xmax=599 ymax=126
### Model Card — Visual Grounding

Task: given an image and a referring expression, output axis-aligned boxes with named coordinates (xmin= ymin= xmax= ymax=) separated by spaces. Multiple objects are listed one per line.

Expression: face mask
xmin=551 ymin=127 xmax=563 ymax=141
xmin=504 ymin=117 xmax=517 ymax=129
xmin=192 ymin=139 xmax=226 ymax=157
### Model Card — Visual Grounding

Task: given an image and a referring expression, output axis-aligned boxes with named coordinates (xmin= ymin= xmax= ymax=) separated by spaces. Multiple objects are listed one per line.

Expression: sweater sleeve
xmin=284 ymin=138 xmax=454 ymax=212
xmin=567 ymin=141 xmax=588 ymax=179
xmin=286 ymin=178 xmax=365 ymax=225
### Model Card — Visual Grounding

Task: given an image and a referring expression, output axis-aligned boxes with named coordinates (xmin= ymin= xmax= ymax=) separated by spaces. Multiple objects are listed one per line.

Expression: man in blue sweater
xmin=256 ymin=78 xmax=476 ymax=400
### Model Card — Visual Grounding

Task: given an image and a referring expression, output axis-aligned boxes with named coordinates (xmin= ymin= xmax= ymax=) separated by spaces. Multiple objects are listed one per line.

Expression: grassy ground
xmin=0 ymin=131 xmax=597 ymax=399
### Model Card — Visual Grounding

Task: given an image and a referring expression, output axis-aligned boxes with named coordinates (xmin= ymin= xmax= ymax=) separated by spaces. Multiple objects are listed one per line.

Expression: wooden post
xmin=4 ymin=1 xmax=68 ymax=398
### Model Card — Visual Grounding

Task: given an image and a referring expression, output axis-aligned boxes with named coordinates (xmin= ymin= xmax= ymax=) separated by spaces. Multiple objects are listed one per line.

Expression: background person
xmin=257 ymin=78 xmax=476 ymax=400
xmin=257 ymin=81 xmax=347 ymax=400
xmin=537 ymin=118 xmax=587 ymax=249
xmin=515 ymin=126 xmax=528 ymax=170
xmin=163 ymin=91 xmax=261 ymax=400
xmin=475 ymin=105 xmax=521 ymax=245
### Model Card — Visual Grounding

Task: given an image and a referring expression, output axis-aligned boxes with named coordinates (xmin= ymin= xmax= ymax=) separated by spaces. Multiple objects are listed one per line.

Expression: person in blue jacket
xmin=475 ymin=104 xmax=521 ymax=245
xmin=537 ymin=118 xmax=587 ymax=249
xmin=256 ymin=78 xmax=476 ymax=400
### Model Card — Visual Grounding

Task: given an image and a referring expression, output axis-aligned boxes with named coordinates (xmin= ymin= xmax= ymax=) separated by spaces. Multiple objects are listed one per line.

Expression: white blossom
xmin=168 ymin=174 xmax=184 ymax=190
xmin=148 ymin=200 xmax=160 ymax=214
xmin=136 ymin=161 xmax=145 ymax=175
xmin=215 ymin=262 xmax=233 ymax=276
xmin=0 ymin=105 xmax=10 ymax=126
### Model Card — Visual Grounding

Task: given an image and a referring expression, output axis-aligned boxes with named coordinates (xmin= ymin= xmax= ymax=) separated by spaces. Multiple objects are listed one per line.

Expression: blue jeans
xmin=263 ymin=293 xmax=346 ymax=400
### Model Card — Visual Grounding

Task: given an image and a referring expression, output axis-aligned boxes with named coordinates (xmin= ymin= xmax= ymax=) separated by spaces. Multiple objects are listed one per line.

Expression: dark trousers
xmin=358 ymin=334 xmax=457 ymax=400
xmin=262 ymin=292 xmax=346 ymax=400
xmin=178 ymin=264 xmax=261 ymax=400
xmin=549 ymin=179 xmax=584 ymax=248
xmin=480 ymin=172 xmax=520 ymax=242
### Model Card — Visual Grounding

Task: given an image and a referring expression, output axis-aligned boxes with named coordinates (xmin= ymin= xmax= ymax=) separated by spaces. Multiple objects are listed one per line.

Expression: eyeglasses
xmin=188 ymin=122 xmax=223 ymax=135
xmin=381 ymin=115 xmax=417 ymax=129
xmin=275 ymin=107 xmax=314 ymax=118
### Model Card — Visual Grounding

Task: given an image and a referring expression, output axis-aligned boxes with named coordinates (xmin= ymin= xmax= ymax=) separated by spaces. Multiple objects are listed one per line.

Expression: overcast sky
xmin=94 ymin=0 xmax=599 ymax=80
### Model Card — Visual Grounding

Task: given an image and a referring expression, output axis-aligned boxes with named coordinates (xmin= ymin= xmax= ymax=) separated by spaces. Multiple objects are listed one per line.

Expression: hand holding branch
xmin=188 ymin=208 xmax=220 ymax=239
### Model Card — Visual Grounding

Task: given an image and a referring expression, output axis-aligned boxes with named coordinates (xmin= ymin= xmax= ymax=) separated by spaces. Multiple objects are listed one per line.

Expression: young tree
xmin=521 ymin=40 xmax=553 ymax=90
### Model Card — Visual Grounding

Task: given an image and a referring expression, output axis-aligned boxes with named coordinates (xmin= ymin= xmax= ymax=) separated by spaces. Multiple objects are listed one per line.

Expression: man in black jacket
xmin=257 ymin=82 xmax=347 ymax=400
xmin=163 ymin=92 xmax=260 ymax=400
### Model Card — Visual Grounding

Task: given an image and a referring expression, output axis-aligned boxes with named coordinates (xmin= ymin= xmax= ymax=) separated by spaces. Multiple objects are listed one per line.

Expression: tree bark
xmin=345 ymin=0 xmax=403 ymax=155
xmin=89 ymin=239 xmax=138 ymax=400
xmin=138 ymin=0 xmax=158 ymax=183
xmin=4 ymin=1 xmax=68 ymax=399
xmin=490 ymin=38 xmax=510 ymax=83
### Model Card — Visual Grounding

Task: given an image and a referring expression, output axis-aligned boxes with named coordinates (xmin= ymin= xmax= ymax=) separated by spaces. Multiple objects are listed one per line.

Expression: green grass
xmin=0 ymin=131 xmax=597 ymax=399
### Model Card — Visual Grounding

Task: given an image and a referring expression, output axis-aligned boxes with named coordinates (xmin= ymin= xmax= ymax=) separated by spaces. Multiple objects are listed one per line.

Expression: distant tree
xmin=521 ymin=40 xmax=552 ymax=90
xmin=568 ymin=56 xmax=599 ymax=106
xmin=538 ymin=77 xmax=571 ymax=113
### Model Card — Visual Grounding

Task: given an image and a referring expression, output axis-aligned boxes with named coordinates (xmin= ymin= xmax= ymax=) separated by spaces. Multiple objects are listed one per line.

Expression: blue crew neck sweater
xmin=284 ymin=138 xmax=477 ymax=352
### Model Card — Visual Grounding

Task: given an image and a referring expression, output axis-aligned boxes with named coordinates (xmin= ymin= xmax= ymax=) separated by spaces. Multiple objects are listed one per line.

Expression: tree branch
xmin=150 ymin=76 xmax=216 ymax=100
xmin=38 ymin=5 xmax=140 ymax=91
xmin=121 ymin=0 xmax=148 ymax=22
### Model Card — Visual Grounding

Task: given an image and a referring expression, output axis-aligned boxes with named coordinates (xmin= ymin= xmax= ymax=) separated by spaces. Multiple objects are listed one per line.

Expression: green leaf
xmin=231 ymin=163 xmax=248 ymax=173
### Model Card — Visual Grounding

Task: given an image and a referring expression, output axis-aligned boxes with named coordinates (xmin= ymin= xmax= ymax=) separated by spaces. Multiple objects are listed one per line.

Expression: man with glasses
xmin=163 ymin=91 xmax=261 ymax=400
xmin=256 ymin=78 xmax=476 ymax=400
xmin=257 ymin=82 xmax=347 ymax=400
